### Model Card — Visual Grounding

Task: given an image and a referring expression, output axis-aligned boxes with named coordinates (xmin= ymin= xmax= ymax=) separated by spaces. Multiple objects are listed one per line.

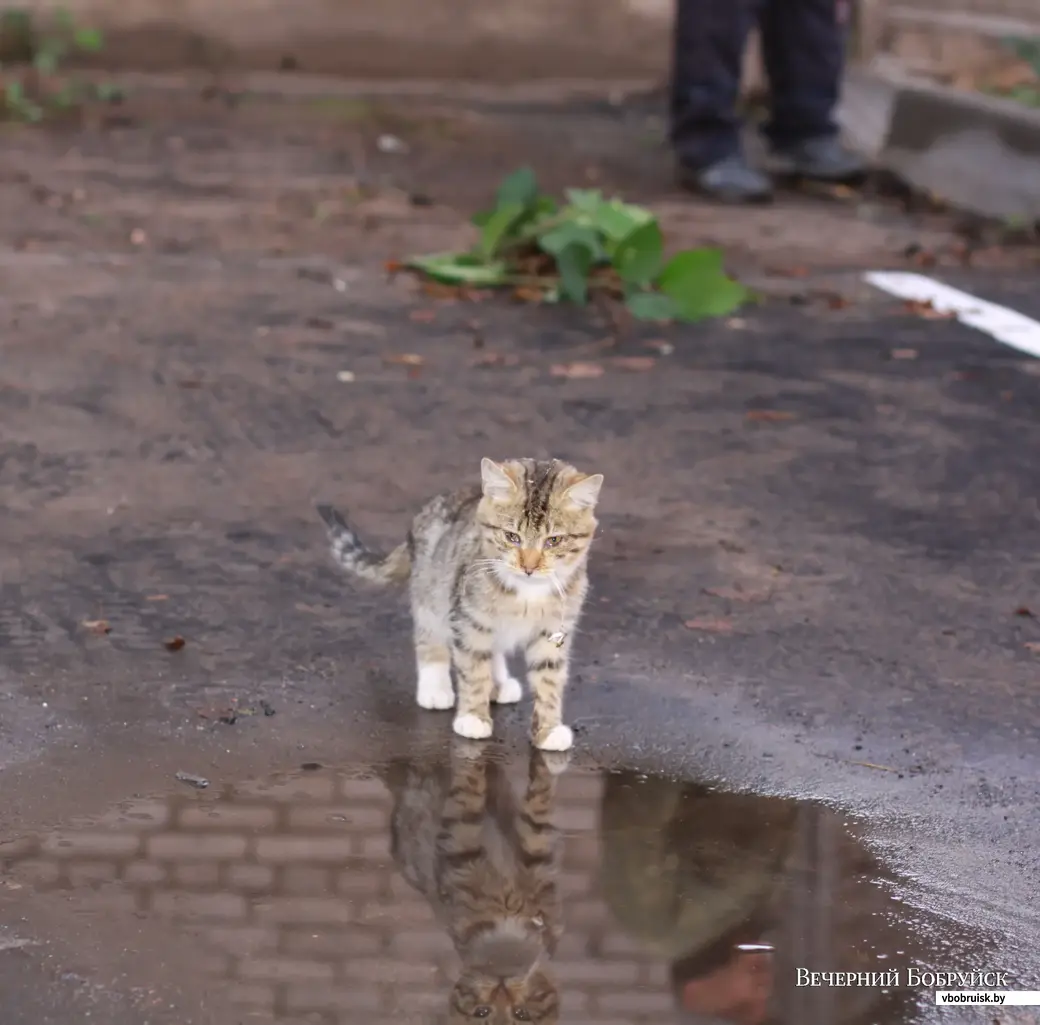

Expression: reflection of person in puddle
xmin=382 ymin=743 xmax=568 ymax=1023
xmin=599 ymin=771 xmax=796 ymax=1025
xmin=598 ymin=771 xmax=918 ymax=1025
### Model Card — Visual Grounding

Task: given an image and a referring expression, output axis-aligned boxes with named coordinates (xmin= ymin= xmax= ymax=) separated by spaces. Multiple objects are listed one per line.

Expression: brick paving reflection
xmin=0 ymin=760 xmax=934 ymax=1024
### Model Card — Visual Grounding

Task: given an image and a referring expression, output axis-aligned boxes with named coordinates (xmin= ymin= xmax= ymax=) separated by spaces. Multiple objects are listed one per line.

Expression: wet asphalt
xmin=1 ymin=254 xmax=1039 ymax=1022
xmin=0 ymin=86 xmax=1039 ymax=1023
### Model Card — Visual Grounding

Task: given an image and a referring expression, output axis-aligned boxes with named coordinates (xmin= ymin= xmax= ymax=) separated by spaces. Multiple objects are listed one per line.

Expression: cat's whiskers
xmin=547 ymin=569 xmax=566 ymax=602
xmin=471 ymin=561 xmax=511 ymax=586
xmin=519 ymin=956 xmax=544 ymax=984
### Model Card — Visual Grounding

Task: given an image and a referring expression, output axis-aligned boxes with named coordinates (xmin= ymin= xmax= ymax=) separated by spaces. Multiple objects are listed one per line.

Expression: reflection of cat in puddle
xmin=382 ymin=744 xmax=567 ymax=1023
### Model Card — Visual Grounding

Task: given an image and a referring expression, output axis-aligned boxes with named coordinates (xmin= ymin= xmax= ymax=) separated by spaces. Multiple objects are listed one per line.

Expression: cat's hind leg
xmin=413 ymin=606 xmax=455 ymax=711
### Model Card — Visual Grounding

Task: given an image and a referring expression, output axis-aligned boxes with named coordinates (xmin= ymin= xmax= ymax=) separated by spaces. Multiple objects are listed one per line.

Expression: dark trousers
xmin=671 ymin=0 xmax=845 ymax=169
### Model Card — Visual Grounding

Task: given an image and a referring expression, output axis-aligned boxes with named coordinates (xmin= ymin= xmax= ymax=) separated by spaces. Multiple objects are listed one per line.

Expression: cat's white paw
xmin=416 ymin=664 xmax=455 ymax=711
xmin=492 ymin=675 xmax=523 ymax=705
xmin=453 ymin=713 xmax=493 ymax=740
xmin=535 ymin=724 xmax=574 ymax=753
xmin=452 ymin=738 xmax=488 ymax=761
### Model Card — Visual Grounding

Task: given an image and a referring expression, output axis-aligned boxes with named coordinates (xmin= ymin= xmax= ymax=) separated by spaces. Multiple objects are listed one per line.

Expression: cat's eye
xmin=513 ymin=1010 xmax=532 ymax=1022
xmin=544 ymin=535 xmax=563 ymax=548
xmin=504 ymin=531 xmax=521 ymax=545
xmin=473 ymin=1007 xmax=492 ymax=1019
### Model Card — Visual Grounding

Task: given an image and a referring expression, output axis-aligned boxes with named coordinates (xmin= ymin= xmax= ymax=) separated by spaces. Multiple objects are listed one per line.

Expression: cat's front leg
xmin=525 ymin=627 xmax=574 ymax=752
xmin=452 ymin=635 xmax=496 ymax=741
xmin=519 ymin=749 xmax=566 ymax=952
xmin=436 ymin=742 xmax=491 ymax=917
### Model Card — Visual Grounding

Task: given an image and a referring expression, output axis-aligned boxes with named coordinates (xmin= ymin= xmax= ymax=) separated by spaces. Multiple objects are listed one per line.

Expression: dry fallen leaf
xmin=683 ymin=617 xmax=734 ymax=634
xmin=196 ymin=704 xmax=238 ymax=722
xmin=985 ymin=62 xmax=1040 ymax=92
xmin=1025 ymin=642 xmax=1040 ymax=654
xmin=848 ymin=759 xmax=902 ymax=774
xmin=471 ymin=353 xmax=520 ymax=368
xmin=512 ymin=286 xmax=547 ymax=304
xmin=82 ymin=619 xmax=111 ymax=635
xmin=745 ymin=410 xmax=795 ymax=422
xmin=164 ymin=635 xmax=186 ymax=651
xmin=384 ymin=353 xmax=424 ymax=366
xmin=902 ymin=298 xmax=956 ymax=320
xmin=703 ymin=586 xmax=769 ymax=603
xmin=408 ymin=309 xmax=437 ymax=323
xmin=610 ymin=356 xmax=656 ymax=372
xmin=891 ymin=348 xmax=918 ymax=360
xmin=550 ymin=362 xmax=604 ymax=380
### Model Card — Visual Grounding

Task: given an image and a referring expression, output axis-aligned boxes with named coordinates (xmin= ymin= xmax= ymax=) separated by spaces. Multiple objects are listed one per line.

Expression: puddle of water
xmin=0 ymin=742 xmax=1022 ymax=1024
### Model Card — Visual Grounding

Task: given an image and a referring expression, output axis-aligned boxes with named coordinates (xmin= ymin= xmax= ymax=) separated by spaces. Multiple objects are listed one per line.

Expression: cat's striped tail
xmin=316 ymin=504 xmax=411 ymax=586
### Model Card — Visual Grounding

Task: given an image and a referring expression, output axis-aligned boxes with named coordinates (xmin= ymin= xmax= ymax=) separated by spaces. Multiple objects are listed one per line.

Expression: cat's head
xmin=447 ymin=920 xmax=559 ymax=1023
xmin=447 ymin=965 xmax=559 ymax=1024
xmin=477 ymin=457 xmax=604 ymax=588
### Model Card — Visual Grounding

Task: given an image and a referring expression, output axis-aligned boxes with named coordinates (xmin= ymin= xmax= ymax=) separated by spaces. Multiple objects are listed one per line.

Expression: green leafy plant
xmin=404 ymin=167 xmax=750 ymax=323
xmin=0 ymin=6 xmax=119 ymax=123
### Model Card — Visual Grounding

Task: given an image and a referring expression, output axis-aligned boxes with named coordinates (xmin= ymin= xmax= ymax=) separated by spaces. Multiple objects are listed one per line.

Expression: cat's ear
xmin=481 ymin=457 xmax=518 ymax=501
xmin=563 ymin=473 xmax=604 ymax=510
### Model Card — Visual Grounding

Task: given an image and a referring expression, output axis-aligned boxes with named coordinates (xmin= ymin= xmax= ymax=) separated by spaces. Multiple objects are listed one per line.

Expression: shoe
xmin=676 ymin=153 xmax=774 ymax=204
xmin=769 ymin=135 xmax=867 ymax=183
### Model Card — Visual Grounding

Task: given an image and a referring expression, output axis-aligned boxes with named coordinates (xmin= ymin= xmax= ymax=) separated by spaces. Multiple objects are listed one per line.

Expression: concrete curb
xmin=839 ymin=65 xmax=1040 ymax=221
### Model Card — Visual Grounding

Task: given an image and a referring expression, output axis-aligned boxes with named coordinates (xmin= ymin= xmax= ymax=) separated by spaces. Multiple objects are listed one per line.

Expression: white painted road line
xmin=864 ymin=271 xmax=1040 ymax=360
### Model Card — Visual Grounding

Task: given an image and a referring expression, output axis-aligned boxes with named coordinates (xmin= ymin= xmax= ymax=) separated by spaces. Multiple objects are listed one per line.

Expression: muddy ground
xmin=1 ymin=77 xmax=1039 ymax=1024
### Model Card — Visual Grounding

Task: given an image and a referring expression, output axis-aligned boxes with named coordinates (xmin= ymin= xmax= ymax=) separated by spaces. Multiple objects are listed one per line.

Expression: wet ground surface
xmin=1 ymin=78 xmax=1040 ymax=1023
xmin=1 ymin=743 xmax=1032 ymax=1025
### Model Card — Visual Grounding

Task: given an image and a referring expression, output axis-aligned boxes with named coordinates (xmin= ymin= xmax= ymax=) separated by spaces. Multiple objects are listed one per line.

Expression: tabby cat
xmin=318 ymin=457 xmax=604 ymax=752
xmin=383 ymin=743 xmax=565 ymax=1023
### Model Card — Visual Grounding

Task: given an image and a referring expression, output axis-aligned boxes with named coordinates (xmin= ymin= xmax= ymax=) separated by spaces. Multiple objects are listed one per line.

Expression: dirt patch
xmin=3 ymin=76 xmax=1034 ymax=273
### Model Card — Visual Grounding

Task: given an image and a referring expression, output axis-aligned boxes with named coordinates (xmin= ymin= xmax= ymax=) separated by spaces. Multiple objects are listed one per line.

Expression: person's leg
xmin=758 ymin=0 xmax=866 ymax=180
xmin=671 ymin=0 xmax=773 ymax=202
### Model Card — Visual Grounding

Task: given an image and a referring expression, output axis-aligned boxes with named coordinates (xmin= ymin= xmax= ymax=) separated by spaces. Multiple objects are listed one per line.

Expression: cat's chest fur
xmin=491 ymin=589 xmax=564 ymax=653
